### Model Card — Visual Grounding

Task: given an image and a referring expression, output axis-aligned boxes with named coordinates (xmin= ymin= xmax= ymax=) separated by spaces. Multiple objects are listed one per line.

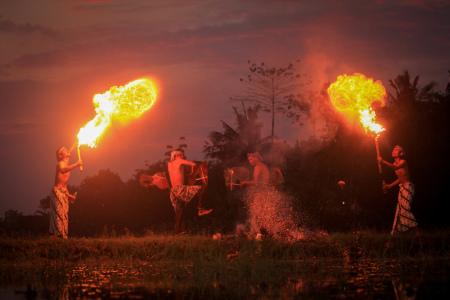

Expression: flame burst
xmin=77 ymin=78 xmax=157 ymax=147
xmin=327 ymin=73 xmax=386 ymax=136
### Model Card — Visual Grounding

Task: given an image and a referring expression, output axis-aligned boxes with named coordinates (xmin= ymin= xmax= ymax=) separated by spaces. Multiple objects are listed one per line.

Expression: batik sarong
xmin=170 ymin=185 xmax=206 ymax=235
xmin=50 ymin=187 xmax=69 ymax=239
xmin=391 ymin=182 xmax=418 ymax=235
xmin=170 ymin=185 xmax=204 ymax=212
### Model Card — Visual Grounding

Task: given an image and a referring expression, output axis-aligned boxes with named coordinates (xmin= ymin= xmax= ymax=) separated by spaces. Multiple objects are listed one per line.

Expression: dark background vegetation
xmin=1 ymin=67 xmax=449 ymax=237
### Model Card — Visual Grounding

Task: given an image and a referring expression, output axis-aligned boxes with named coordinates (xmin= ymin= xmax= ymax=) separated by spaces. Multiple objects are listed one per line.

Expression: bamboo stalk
xmin=375 ymin=137 xmax=382 ymax=173
xmin=77 ymin=146 xmax=83 ymax=172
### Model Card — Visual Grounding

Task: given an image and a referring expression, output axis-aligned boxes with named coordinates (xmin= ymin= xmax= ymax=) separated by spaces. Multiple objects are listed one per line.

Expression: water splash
xmin=239 ymin=186 xmax=317 ymax=240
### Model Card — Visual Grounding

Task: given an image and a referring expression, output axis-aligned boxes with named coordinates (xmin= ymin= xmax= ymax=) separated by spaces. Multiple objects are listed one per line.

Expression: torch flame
xmin=327 ymin=73 xmax=386 ymax=136
xmin=77 ymin=78 xmax=157 ymax=147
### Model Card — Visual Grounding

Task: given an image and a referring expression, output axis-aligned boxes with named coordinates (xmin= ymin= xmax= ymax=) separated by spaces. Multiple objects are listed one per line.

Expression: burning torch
xmin=77 ymin=146 xmax=83 ymax=171
xmin=69 ymin=142 xmax=83 ymax=171
xmin=327 ymin=73 xmax=386 ymax=173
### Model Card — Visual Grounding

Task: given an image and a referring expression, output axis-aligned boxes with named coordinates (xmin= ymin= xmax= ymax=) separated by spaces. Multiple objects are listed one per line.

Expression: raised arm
xmin=178 ymin=159 xmax=197 ymax=174
xmin=58 ymin=160 xmax=83 ymax=173
xmin=378 ymin=157 xmax=406 ymax=170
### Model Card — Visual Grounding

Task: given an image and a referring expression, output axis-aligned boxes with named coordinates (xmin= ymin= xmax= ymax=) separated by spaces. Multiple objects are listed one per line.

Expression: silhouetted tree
xmin=38 ymin=196 xmax=51 ymax=214
xmin=231 ymin=60 xmax=311 ymax=140
xmin=3 ymin=209 xmax=22 ymax=231
xmin=70 ymin=169 xmax=126 ymax=236
xmin=387 ymin=70 xmax=437 ymax=116
xmin=204 ymin=103 xmax=263 ymax=165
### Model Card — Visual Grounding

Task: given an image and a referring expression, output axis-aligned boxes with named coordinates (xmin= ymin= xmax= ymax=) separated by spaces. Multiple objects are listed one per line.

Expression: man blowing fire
xmin=50 ymin=147 xmax=83 ymax=238
xmin=378 ymin=145 xmax=418 ymax=235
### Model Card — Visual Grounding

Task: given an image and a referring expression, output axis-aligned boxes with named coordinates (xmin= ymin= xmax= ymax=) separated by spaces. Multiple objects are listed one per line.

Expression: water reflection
xmin=2 ymin=260 xmax=448 ymax=299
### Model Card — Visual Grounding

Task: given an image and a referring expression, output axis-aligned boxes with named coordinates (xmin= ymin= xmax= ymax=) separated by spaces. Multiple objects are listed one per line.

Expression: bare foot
xmin=198 ymin=209 xmax=212 ymax=216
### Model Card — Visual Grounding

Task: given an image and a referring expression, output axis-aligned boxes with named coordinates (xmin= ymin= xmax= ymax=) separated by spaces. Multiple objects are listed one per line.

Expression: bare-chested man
xmin=50 ymin=147 xmax=83 ymax=238
xmin=168 ymin=150 xmax=212 ymax=235
xmin=240 ymin=152 xmax=270 ymax=186
xmin=378 ymin=145 xmax=418 ymax=235
xmin=240 ymin=152 xmax=273 ymax=235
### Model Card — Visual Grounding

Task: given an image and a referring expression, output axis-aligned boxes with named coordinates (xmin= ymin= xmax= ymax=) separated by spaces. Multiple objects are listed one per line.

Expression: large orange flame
xmin=77 ymin=78 xmax=157 ymax=147
xmin=327 ymin=73 xmax=386 ymax=136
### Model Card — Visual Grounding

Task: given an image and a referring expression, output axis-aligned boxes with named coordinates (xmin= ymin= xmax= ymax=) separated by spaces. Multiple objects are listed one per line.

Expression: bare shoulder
xmin=178 ymin=158 xmax=195 ymax=166
xmin=57 ymin=161 xmax=65 ymax=170
xmin=256 ymin=163 xmax=269 ymax=172
xmin=396 ymin=159 xmax=407 ymax=168
xmin=168 ymin=160 xmax=183 ymax=172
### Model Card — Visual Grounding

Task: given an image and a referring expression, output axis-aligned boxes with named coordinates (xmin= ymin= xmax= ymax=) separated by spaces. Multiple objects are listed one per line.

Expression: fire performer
xmin=168 ymin=149 xmax=212 ymax=235
xmin=240 ymin=152 xmax=270 ymax=186
xmin=50 ymin=147 xmax=83 ymax=239
xmin=378 ymin=145 xmax=418 ymax=235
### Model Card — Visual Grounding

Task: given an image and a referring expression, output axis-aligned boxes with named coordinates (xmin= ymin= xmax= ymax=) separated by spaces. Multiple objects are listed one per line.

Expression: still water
xmin=1 ymin=259 xmax=448 ymax=299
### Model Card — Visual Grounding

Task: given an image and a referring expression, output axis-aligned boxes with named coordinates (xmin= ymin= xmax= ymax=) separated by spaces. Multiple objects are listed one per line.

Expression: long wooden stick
xmin=230 ymin=170 xmax=233 ymax=191
xmin=77 ymin=146 xmax=83 ymax=172
xmin=375 ymin=137 xmax=382 ymax=173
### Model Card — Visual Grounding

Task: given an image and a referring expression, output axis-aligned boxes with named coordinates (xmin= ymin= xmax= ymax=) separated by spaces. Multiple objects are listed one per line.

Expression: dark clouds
xmin=0 ymin=17 xmax=58 ymax=36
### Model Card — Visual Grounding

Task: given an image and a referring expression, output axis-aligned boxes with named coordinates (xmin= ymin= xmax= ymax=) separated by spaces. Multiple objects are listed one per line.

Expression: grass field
xmin=1 ymin=230 xmax=449 ymax=299
xmin=1 ymin=230 xmax=449 ymax=263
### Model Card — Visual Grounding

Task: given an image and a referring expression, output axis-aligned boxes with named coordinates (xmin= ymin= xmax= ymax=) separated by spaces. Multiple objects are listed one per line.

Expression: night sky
xmin=1 ymin=0 xmax=449 ymax=217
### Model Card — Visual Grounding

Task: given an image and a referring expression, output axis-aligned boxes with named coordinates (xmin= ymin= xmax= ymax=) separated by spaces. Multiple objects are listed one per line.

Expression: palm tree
xmin=203 ymin=103 xmax=264 ymax=165
xmin=388 ymin=70 xmax=437 ymax=108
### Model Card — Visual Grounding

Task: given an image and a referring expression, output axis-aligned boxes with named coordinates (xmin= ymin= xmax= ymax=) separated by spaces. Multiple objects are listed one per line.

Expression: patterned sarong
xmin=49 ymin=187 xmax=69 ymax=239
xmin=170 ymin=185 xmax=204 ymax=212
xmin=391 ymin=182 xmax=418 ymax=235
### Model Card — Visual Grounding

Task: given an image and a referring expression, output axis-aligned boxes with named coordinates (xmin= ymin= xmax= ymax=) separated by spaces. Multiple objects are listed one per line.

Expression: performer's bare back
xmin=168 ymin=158 xmax=196 ymax=187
